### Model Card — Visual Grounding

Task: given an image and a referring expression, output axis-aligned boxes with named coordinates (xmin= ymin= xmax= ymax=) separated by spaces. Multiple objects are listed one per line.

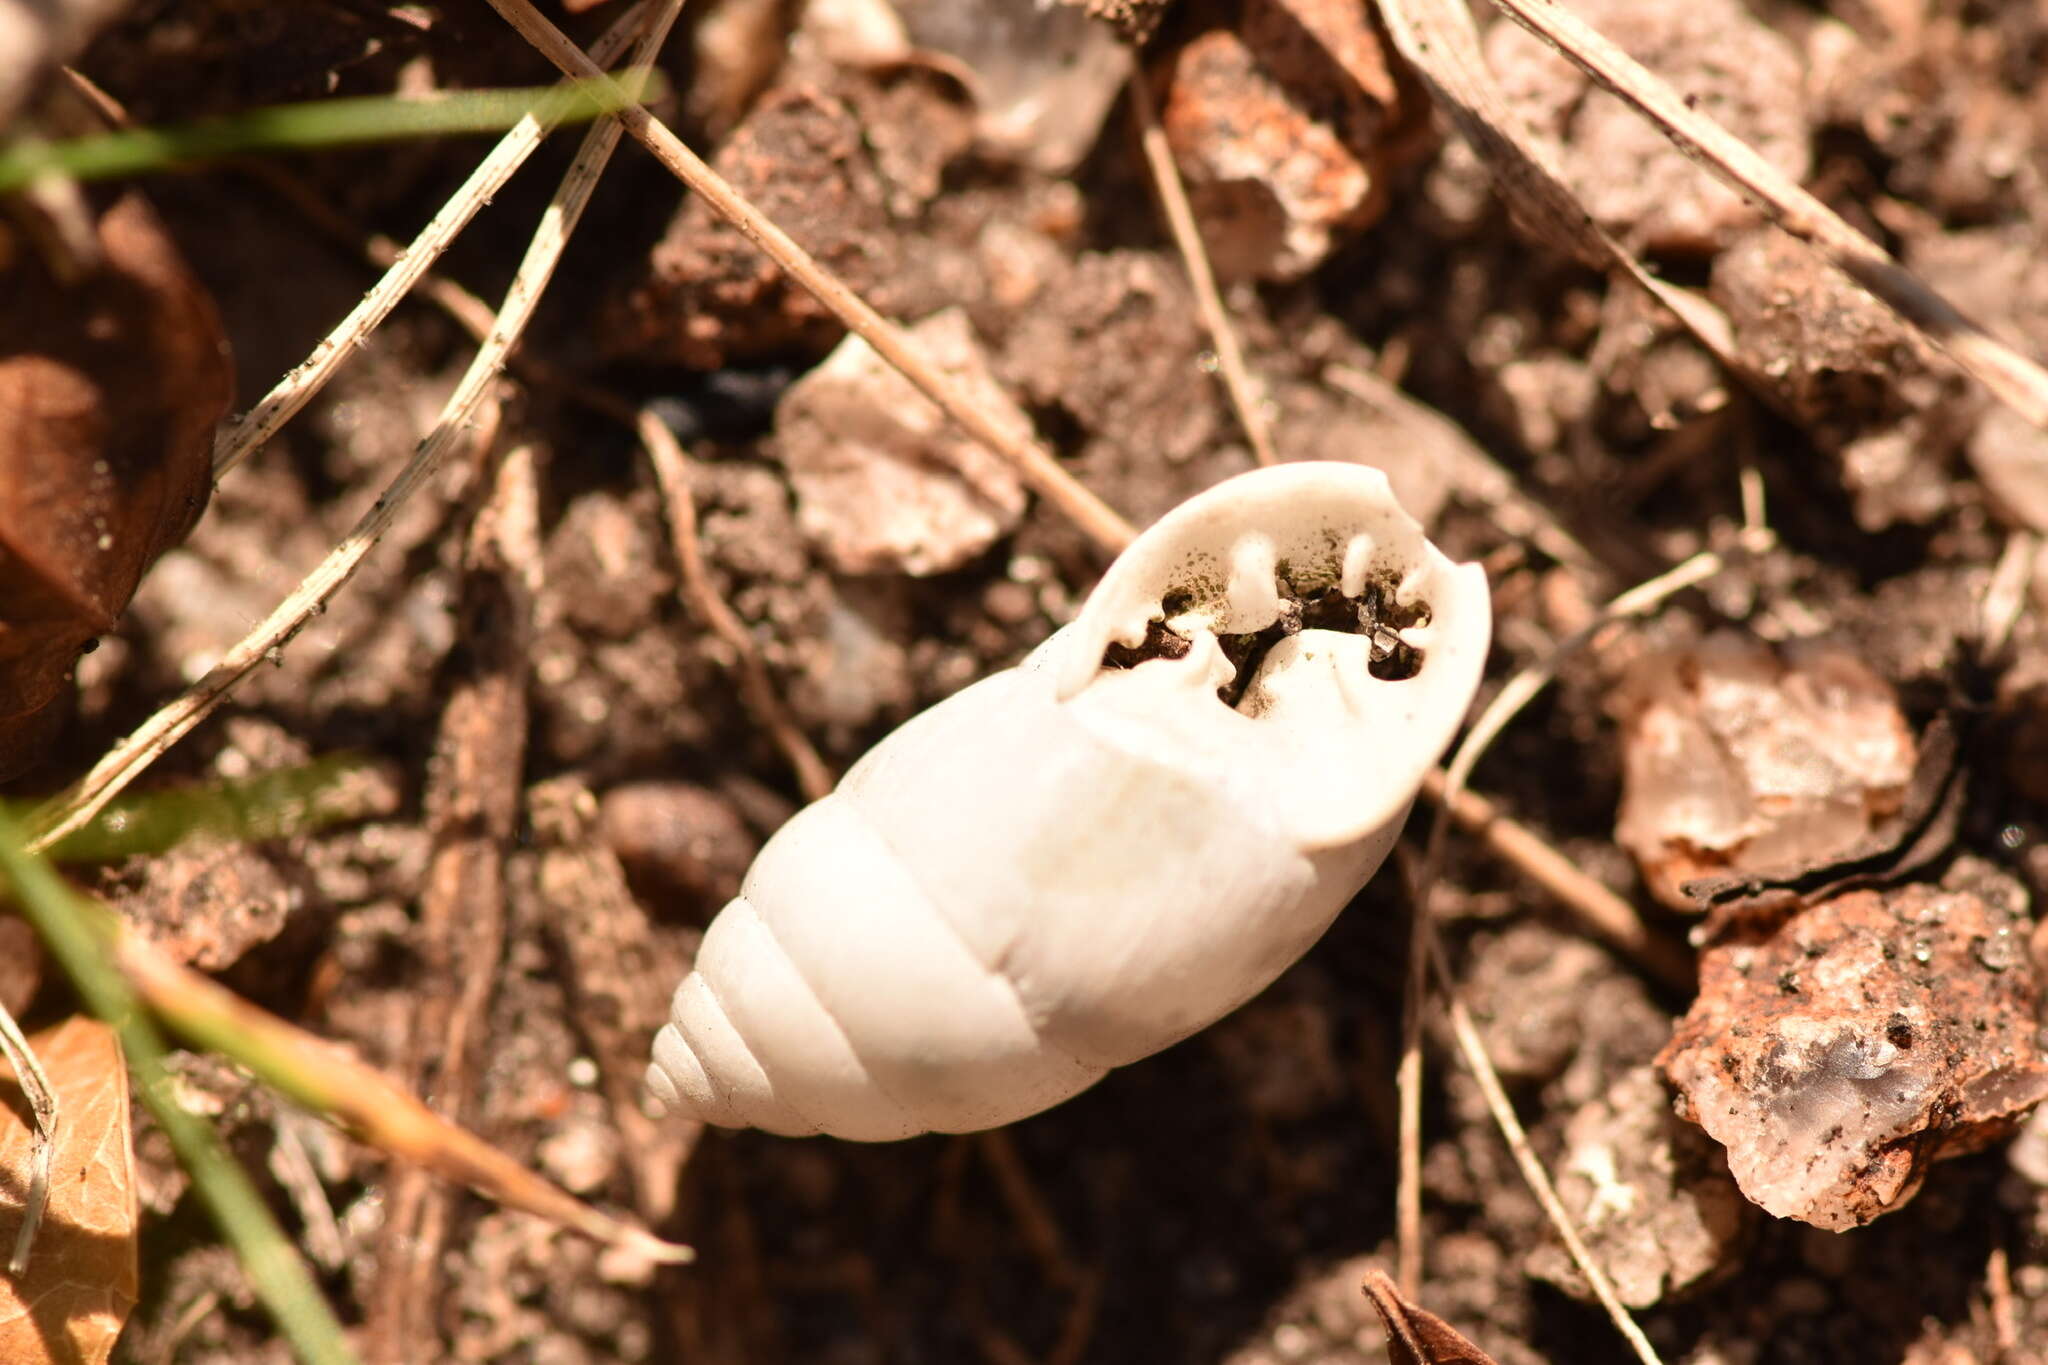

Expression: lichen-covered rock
xmin=1612 ymin=633 xmax=1917 ymax=911
xmin=1528 ymin=1066 xmax=1749 ymax=1307
xmin=1659 ymin=866 xmax=2048 ymax=1231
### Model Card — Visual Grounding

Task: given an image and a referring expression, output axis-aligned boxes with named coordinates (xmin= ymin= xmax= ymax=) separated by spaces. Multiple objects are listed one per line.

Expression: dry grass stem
xmin=25 ymin=388 xmax=502 ymax=854
xmin=250 ymin=160 xmax=648 ymax=431
xmin=1422 ymin=918 xmax=1666 ymax=1365
xmin=1420 ymin=773 xmax=1693 ymax=993
xmin=637 ymin=407 xmax=836 ymax=803
xmin=976 ymin=1130 xmax=1081 ymax=1291
xmin=1397 ymin=515 xmax=1764 ymax=1328
xmin=1980 ymin=533 xmax=2037 ymax=658
xmin=1443 ymin=541 xmax=1757 ymax=807
xmin=111 ymin=924 xmax=691 ymax=1265
xmin=27 ymin=5 xmax=664 ymax=854
xmin=482 ymin=0 xmax=1139 ymax=556
xmin=208 ymin=0 xmax=652 ymax=477
xmin=1989 ymin=1244 xmax=2019 ymax=1356
xmin=1394 ymin=918 xmax=1428 ymax=1296
xmin=0 ymin=998 xmax=57 ymax=1275
xmin=1127 ymin=62 xmax=1278 ymax=468
xmin=1485 ymin=0 xmax=2048 ymax=430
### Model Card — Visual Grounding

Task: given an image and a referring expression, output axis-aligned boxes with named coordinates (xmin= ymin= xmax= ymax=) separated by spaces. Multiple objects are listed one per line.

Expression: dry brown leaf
xmin=0 ymin=1016 xmax=139 ymax=1365
xmin=0 ymin=191 xmax=232 ymax=780
xmin=1361 ymin=1270 xmax=1500 ymax=1365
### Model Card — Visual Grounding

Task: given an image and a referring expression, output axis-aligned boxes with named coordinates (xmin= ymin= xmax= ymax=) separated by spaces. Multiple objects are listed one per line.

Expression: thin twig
xmin=1979 ymin=533 xmax=2038 ymax=658
xmin=1988 ymin=1243 xmax=2019 ymax=1359
xmin=1126 ymin=60 xmax=1277 ymax=468
xmin=0 ymin=997 xmax=57 ymax=1275
xmin=1324 ymin=363 xmax=1609 ymax=585
xmin=25 ymin=10 xmax=658 ymax=856
xmin=977 ymin=1129 xmax=1083 ymax=1291
xmin=1485 ymin=0 xmax=2048 ymax=430
xmin=528 ymin=778 xmax=703 ymax=1224
xmin=1394 ymin=892 xmax=1428 ymax=1296
xmin=1441 ymin=541 xmax=1757 ymax=807
xmin=208 ymin=0 xmax=652 ymax=476
xmin=1420 ymin=773 xmax=1693 ymax=993
xmin=481 ymin=0 xmax=1139 ymax=556
xmin=26 ymin=387 xmax=500 ymax=853
xmin=638 ymin=407 xmax=837 ymax=803
xmin=245 ymin=157 xmax=646 ymax=430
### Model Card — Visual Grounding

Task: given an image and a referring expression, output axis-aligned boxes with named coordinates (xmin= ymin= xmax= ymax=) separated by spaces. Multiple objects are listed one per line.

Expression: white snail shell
xmin=646 ymin=461 xmax=1491 ymax=1140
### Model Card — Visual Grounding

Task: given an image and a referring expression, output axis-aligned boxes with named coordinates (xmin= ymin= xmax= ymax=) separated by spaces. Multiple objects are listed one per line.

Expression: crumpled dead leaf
xmin=1360 ymin=1270 xmax=1500 ymax=1365
xmin=0 ymin=1016 xmax=139 ymax=1365
xmin=0 ymin=190 xmax=232 ymax=779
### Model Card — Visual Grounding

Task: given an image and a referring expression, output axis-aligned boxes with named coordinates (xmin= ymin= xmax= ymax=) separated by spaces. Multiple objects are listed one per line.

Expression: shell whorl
xmin=647 ymin=462 xmax=1491 ymax=1140
xmin=647 ymin=777 xmax=1109 ymax=1141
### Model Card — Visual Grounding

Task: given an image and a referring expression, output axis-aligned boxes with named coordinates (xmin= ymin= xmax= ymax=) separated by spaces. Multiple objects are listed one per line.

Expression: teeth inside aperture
xmin=1395 ymin=564 xmax=1431 ymax=610
xmin=1340 ymin=534 xmax=1376 ymax=599
xmin=1225 ymin=536 xmax=1283 ymax=629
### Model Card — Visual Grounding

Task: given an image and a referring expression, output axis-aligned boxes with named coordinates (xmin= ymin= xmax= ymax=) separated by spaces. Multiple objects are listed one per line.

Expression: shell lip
xmin=1048 ymin=461 xmax=1492 ymax=850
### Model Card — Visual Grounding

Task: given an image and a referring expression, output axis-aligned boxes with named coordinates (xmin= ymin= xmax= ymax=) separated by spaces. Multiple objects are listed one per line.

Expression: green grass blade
xmin=14 ymin=754 xmax=388 ymax=865
xmin=0 ymin=74 xmax=662 ymax=192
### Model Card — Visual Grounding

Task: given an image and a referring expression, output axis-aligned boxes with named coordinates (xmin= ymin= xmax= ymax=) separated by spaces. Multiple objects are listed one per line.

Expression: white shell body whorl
xmin=648 ymin=462 xmax=1491 ymax=1140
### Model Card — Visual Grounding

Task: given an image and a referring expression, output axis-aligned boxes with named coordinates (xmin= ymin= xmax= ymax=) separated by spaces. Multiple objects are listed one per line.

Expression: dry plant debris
xmin=604 ymin=80 xmax=909 ymax=370
xmin=1712 ymin=227 xmax=1969 ymax=531
xmin=894 ymin=0 xmax=1130 ymax=174
xmin=1612 ymin=633 xmax=1919 ymax=912
xmin=1361 ymin=1268 xmax=1500 ymax=1365
xmin=0 ymin=1017 xmax=137 ymax=1365
xmin=0 ymin=0 xmax=131 ymax=128
xmin=0 ymin=190 xmax=230 ymax=780
xmin=1661 ymin=863 xmax=2048 ymax=1231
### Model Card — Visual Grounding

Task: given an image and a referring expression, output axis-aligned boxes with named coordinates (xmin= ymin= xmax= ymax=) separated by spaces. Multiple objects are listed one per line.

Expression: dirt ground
xmin=9 ymin=0 xmax=2048 ymax=1361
